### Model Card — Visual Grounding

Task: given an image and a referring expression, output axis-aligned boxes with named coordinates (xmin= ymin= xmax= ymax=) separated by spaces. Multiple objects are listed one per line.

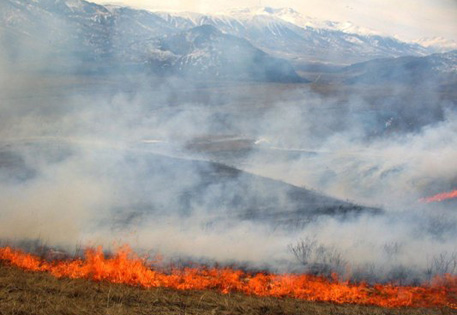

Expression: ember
xmin=1 ymin=245 xmax=456 ymax=308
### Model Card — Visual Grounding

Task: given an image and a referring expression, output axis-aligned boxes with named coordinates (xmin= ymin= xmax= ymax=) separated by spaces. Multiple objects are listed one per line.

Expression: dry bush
xmin=426 ymin=251 xmax=457 ymax=280
xmin=288 ymin=237 xmax=347 ymax=276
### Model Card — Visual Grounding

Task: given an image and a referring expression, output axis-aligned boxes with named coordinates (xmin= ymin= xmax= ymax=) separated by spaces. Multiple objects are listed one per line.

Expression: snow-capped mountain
xmin=225 ymin=7 xmax=381 ymax=36
xmin=0 ymin=0 xmax=302 ymax=81
xmin=156 ymin=7 xmax=432 ymax=65
xmin=1 ymin=0 xmax=454 ymax=79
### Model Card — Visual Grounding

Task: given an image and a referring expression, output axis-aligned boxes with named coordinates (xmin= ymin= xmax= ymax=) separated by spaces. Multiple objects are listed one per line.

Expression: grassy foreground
xmin=0 ymin=263 xmax=455 ymax=315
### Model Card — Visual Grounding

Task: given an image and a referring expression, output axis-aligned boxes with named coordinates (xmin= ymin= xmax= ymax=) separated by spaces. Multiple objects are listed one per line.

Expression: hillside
xmin=341 ymin=50 xmax=457 ymax=85
xmin=158 ymin=24 xmax=304 ymax=82
xmin=0 ymin=141 xmax=379 ymax=232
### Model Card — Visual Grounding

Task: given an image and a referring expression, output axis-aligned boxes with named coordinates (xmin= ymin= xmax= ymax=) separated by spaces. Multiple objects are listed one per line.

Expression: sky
xmin=93 ymin=0 xmax=457 ymax=42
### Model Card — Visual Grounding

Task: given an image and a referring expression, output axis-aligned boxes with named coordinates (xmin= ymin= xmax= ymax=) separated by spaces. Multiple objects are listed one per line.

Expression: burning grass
xmin=420 ymin=189 xmax=457 ymax=203
xmin=1 ymin=245 xmax=457 ymax=313
xmin=1 ymin=263 xmax=456 ymax=315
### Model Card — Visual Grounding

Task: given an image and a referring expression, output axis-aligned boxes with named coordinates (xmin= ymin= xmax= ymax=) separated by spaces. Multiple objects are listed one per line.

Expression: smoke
xmin=246 ymin=104 xmax=457 ymax=207
xmin=1 ymin=3 xmax=457 ymax=283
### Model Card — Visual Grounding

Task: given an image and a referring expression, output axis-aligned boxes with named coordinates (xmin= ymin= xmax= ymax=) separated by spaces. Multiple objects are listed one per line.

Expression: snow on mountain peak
xmin=413 ymin=37 xmax=457 ymax=52
xmin=222 ymin=6 xmax=299 ymax=19
xmin=220 ymin=6 xmax=381 ymax=36
xmin=257 ymin=7 xmax=300 ymax=16
xmin=62 ymin=0 xmax=92 ymax=12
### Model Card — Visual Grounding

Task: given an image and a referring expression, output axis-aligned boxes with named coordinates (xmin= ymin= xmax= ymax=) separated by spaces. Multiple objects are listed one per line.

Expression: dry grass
xmin=1 ymin=263 xmax=455 ymax=315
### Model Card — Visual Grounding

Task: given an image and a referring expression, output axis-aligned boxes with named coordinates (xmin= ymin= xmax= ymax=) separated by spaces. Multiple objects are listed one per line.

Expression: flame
xmin=1 ymin=245 xmax=457 ymax=308
xmin=420 ymin=189 xmax=457 ymax=203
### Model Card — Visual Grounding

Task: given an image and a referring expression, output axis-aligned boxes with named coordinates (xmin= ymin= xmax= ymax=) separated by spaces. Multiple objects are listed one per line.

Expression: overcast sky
xmin=93 ymin=0 xmax=457 ymax=42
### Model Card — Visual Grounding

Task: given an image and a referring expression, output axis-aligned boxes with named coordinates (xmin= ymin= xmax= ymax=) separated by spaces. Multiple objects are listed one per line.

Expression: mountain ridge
xmin=2 ymin=0 xmax=456 ymax=83
xmin=0 ymin=0 xmax=303 ymax=81
xmin=154 ymin=6 xmax=433 ymax=65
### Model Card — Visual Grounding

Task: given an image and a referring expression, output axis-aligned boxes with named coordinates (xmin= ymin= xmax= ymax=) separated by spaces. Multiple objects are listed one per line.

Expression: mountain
xmin=341 ymin=50 xmax=457 ymax=85
xmin=0 ymin=0 xmax=178 ymax=71
xmin=226 ymin=7 xmax=381 ymax=36
xmin=2 ymin=0 xmax=442 ymax=72
xmin=158 ymin=24 xmax=304 ymax=82
xmin=3 ymin=0 xmax=455 ymax=81
xmin=156 ymin=7 xmax=432 ymax=65
xmin=0 ymin=0 xmax=303 ymax=81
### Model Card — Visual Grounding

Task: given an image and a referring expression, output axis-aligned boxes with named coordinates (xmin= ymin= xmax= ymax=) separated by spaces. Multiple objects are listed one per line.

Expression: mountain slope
xmin=342 ymin=50 xmax=457 ymax=85
xmin=0 ymin=0 xmax=178 ymax=70
xmin=159 ymin=25 xmax=304 ymax=82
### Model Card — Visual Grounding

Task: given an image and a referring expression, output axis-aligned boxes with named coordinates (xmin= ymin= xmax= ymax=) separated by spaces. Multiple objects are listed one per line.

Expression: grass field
xmin=1 ymin=263 xmax=455 ymax=315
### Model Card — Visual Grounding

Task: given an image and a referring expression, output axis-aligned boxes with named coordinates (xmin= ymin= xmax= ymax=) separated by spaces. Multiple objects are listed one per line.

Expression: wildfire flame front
xmin=1 ymin=245 xmax=457 ymax=308
xmin=420 ymin=189 xmax=457 ymax=203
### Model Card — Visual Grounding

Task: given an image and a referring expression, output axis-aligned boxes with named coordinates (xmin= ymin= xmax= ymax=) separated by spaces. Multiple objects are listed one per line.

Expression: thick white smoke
xmin=1 ymin=10 xmax=457 ymax=283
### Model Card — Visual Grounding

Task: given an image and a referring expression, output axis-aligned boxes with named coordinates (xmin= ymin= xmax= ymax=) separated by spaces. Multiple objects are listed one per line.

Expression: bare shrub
xmin=426 ymin=251 xmax=457 ymax=279
xmin=288 ymin=237 xmax=347 ymax=276
xmin=382 ymin=241 xmax=402 ymax=261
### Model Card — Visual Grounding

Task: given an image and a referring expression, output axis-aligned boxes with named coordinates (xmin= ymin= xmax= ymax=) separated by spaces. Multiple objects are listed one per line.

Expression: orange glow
xmin=420 ymin=189 xmax=457 ymax=203
xmin=1 ymin=245 xmax=456 ymax=308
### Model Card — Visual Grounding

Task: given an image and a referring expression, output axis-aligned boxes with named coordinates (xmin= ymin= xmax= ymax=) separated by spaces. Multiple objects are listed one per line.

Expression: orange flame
xmin=420 ymin=189 xmax=457 ymax=203
xmin=1 ymin=245 xmax=456 ymax=308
